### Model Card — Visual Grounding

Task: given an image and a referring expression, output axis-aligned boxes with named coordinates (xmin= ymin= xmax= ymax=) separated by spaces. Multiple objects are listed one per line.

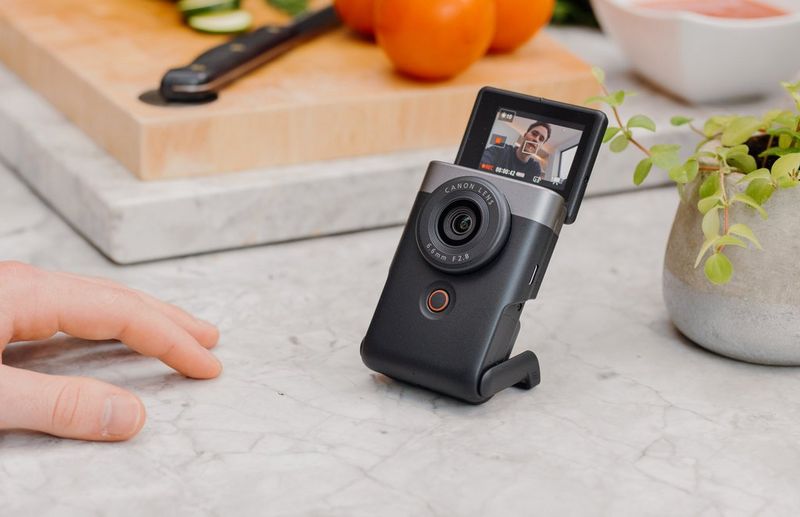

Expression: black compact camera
xmin=362 ymin=87 xmax=607 ymax=403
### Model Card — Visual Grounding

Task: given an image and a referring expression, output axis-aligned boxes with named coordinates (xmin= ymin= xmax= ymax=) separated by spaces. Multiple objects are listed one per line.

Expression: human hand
xmin=0 ymin=262 xmax=221 ymax=441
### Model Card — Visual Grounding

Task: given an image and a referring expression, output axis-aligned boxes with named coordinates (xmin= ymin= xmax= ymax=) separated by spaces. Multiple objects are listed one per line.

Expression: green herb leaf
xmin=702 ymin=207 xmax=720 ymax=240
xmin=670 ymin=116 xmax=693 ymax=127
xmin=777 ymin=176 xmax=800 ymax=189
xmin=758 ymin=146 xmax=800 ymax=158
xmin=704 ymin=252 xmax=733 ymax=285
xmin=715 ymin=235 xmax=747 ymax=249
xmin=609 ymin=134 xmax=629 ymax=153
xmin=695 ymin=237 xmax=716 ymax=267
xmin=591 ymin=66 xmax=606 ymax=85
xmin=745 ymin=179 xmax=776 ymax=205
xmin=627 ymin=114 xmax=656 ymax=132
xmin=633 ymin=157 xmax=652 ymax=185
xmin=728 ymin=223 xmax=762 ymax=250
xmin=586 ymin=90 xmax=627 ymax=107
xmin=771 ymin=153 xmax=800 ymax=181
xmin=650 ymin=144 xmax=682 ymax=170
xmin=668 ymin=159 xmax=699 ymax=184
xmin=762 ymin=109 xmax=784 ymax=125
xmin=721 ymin=116 xmax=762 ymax=146
xmin=731 ymin=193 xmax=768 ymax=219
xmin=603 ymin=127 xmax=621 ymax=143
xmin=727 ymin=153 xmax=757 ymax=174
xmin=774 ymin=111 xmax=798 ymax=128
xmin=699 ymin=174 xmax=721 ymax=198
xmin=703 ymin=115 xmax=736 ymax=138
xmin=609 ymin=90 xmax=626 ymax=107
xmin=737 ymin=168 xmax=771 ymax=185
xmin=697 ymin=195 xmax=721 ymax=214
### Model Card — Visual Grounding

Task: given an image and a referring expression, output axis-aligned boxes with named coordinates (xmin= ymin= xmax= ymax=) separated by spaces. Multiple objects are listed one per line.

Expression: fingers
xmin=56 ymin=272 xmax=219 ymax=350
xmin=0 ymin=364 xmax=145 ymax=441
xmin=1 ymin=263 xmax=221 ymax=379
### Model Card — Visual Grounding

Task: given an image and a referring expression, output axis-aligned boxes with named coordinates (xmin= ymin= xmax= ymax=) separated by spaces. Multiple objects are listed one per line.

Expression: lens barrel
xmin=440 ymin=201 xmax=480 ymax=245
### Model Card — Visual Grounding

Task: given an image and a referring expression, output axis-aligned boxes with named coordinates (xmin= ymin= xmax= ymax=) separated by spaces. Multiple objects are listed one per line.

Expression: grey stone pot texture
xmin=663 ymin=177 xmax=800 ymax=365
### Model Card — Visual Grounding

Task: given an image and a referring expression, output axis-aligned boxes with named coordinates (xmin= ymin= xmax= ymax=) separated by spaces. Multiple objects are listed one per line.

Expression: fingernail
xmin=101 ymin=395 xmax=142 ymax=438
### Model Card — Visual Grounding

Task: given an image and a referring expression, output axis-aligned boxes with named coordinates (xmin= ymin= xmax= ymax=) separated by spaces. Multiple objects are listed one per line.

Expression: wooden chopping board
xmin=0 ymin=0 xmax=600 ymax=181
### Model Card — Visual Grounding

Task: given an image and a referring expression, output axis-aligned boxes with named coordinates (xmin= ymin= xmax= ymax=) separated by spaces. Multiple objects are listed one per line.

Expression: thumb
xmin=0 ymin=365 xmax=146 ymax=441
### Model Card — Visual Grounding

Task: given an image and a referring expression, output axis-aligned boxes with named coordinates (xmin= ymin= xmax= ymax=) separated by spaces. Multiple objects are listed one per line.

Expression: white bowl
xmin=589 ymin=0 xmax=800 ymax=103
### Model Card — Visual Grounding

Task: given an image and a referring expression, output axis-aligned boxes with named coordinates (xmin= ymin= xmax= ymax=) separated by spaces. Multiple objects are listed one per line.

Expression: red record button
xmin=426 ymin=289 xmax=450 ymax=313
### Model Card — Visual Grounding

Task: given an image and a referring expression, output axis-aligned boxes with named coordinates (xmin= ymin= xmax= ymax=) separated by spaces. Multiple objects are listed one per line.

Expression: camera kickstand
xmin=478 ymin=321 xmax=541 ymax=399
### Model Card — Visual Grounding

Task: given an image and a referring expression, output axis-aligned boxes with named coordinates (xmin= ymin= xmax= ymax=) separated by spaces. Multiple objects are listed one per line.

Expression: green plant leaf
xmin=762 ymin=109 xmax=784 ymax=125
xmin=627 ymin=114 xmax=656 ymax=132
xmin=736 ymin=168 xmax=771 ymax=185
xmin=773 ymin=111 xmax=798 ymax=127
xmin=779 ymin=133 xmax=794 ymax=148
xmin=777 ymin=176 xmax=800 ymax=189
xmin=585 ymin=95 xmax=606 ymax=105
xmin=591 ymin=66 xmax=606 ymax=85
xmin=668 ymin=159 xmax=699 ymax=184
xmin=695 ymin=237 xmax=717 ymax=267
xmin=702 ymin=207 xmax=720 ymax=240
xmin=715 ymin=235 xmax=748 ymax=249
xmin=771 ymin=153 xmax=800 ymax=181
xmin=720 ymin=144 xmax=750 ymax=157
xmin=721 ymin=116 xmax=762 ymax=146
xmin=731 ymin=193 xmax=768 ymax=218
xmin=699 ymin=173 xmax=721 ymax=198
xmin=670 ymin=116 xmax=693 ymax=126
xmin=633 ymin=157 xmax=652 ymax=185
xmin=703 ymin=115 xmax=736 ymax=137
xmin=704 ymin=252 xmax=733 ymax=285
xmin=609 ymin=134 xmax=629 ymax=152
xmin=728 ymin=223 xmax=762 ymax=249
xmin=766 ymin=127 xmax=800 ymax=139
xmin=650 ymin=144 xmax=682 ymax=170
xmin=697 ymin=195 xmax=721 ymax=214
xmin=603 ymin=126 xmax=621 ymax=143
xmin=609 ymin=90 xmax=626 ymax=107
xmin=758 ymin=146 xmax=800 ymax=158
xmin=586 ymin=90 xmax=628 ymax=107
xmin=727 ymin=153 xmax=757 ymax=173
xmin=745 ymin=179 xmax=776 ymax=205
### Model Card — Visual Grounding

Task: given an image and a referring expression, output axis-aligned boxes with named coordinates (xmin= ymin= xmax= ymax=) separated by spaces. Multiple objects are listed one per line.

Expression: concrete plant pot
xmin=663 ymin=178 xmax=800 ymax=364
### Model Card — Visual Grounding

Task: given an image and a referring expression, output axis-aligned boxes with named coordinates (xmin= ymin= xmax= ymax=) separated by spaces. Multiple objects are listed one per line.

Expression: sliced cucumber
xmin=178 ymin=0 xmax=240 ymax=19
xmin=188 ymin=10 xmax=252 ymax=34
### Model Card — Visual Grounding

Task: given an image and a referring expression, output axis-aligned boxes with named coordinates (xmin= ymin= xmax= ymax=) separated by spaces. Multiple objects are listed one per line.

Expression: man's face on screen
xmin=521 ymin=125 xmax=548 ymax=156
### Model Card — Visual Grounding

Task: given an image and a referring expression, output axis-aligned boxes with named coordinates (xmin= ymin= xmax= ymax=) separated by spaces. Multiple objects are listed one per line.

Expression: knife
xmin=141 ymin=6 xmax=340 ymax=105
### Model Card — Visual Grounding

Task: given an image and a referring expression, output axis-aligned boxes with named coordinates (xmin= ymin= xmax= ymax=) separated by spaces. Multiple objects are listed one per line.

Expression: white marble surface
xmin=1 ymin=27 xmax=791 ymax=264
xmin=2 ymin=160 xmax=800 ymax=516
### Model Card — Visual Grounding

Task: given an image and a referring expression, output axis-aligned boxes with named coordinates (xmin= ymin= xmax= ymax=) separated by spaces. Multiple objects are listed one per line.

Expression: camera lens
xmin=440 ymin=201 xmax=481 ymax=246
xmin=451 ymin=211 xmax=473 ymax=236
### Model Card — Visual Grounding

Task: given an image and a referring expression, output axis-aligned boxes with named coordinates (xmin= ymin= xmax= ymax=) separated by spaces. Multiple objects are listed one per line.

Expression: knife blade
xmin=142 ymin=6 xmax=340 ymax=105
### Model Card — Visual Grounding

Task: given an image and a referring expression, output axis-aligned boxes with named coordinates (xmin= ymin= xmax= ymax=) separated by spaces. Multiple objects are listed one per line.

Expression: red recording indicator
xmin=480 ymin=163 xmax=494 ymax=171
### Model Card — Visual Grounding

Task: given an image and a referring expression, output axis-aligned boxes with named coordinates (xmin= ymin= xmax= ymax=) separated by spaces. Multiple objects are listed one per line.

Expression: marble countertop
xmin=2 ymin=156 xmax=800 ymax=516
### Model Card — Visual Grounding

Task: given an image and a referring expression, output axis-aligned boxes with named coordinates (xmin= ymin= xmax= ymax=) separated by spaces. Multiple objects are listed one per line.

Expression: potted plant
xmin=590 ymin=68 xmax=800 ymax=365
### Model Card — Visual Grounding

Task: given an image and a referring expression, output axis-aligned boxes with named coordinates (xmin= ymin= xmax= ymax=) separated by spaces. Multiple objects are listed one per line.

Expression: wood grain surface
xmin=0 ymin=0 xmax=600 ymax=180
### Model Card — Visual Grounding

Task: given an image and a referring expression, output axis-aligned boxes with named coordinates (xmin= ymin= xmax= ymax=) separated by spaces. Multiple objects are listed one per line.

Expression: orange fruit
xmin=335 ymin=0 xmax=377 ymax=37
xmin=490 ymin=0 xmax=555 ymax=52
xmin=374 ymin=0 xmax=496 ymax=80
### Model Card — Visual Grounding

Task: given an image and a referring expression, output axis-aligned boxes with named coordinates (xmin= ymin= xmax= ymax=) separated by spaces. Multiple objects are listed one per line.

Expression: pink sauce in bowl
xmin=637 ymin=0 xmax=788 ymax=19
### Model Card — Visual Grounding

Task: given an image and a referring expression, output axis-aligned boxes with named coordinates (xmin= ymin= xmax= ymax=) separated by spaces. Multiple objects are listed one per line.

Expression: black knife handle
xmin=160 ymin=6 xmax=339 ymax=103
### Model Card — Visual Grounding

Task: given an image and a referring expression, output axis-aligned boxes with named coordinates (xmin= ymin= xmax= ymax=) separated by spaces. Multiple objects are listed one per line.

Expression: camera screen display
xmin=478 ymin=108 xmax=585 ymax=191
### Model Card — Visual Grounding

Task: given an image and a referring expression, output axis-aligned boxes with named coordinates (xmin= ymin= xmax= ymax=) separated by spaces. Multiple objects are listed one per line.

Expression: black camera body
xmin=362 ymin=87 xmax=607 ymax=403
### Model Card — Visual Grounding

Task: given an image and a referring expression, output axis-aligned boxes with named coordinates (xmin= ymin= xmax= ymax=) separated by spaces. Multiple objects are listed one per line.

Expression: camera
xmin=362 ymin=87 xmax=607 ymax=403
